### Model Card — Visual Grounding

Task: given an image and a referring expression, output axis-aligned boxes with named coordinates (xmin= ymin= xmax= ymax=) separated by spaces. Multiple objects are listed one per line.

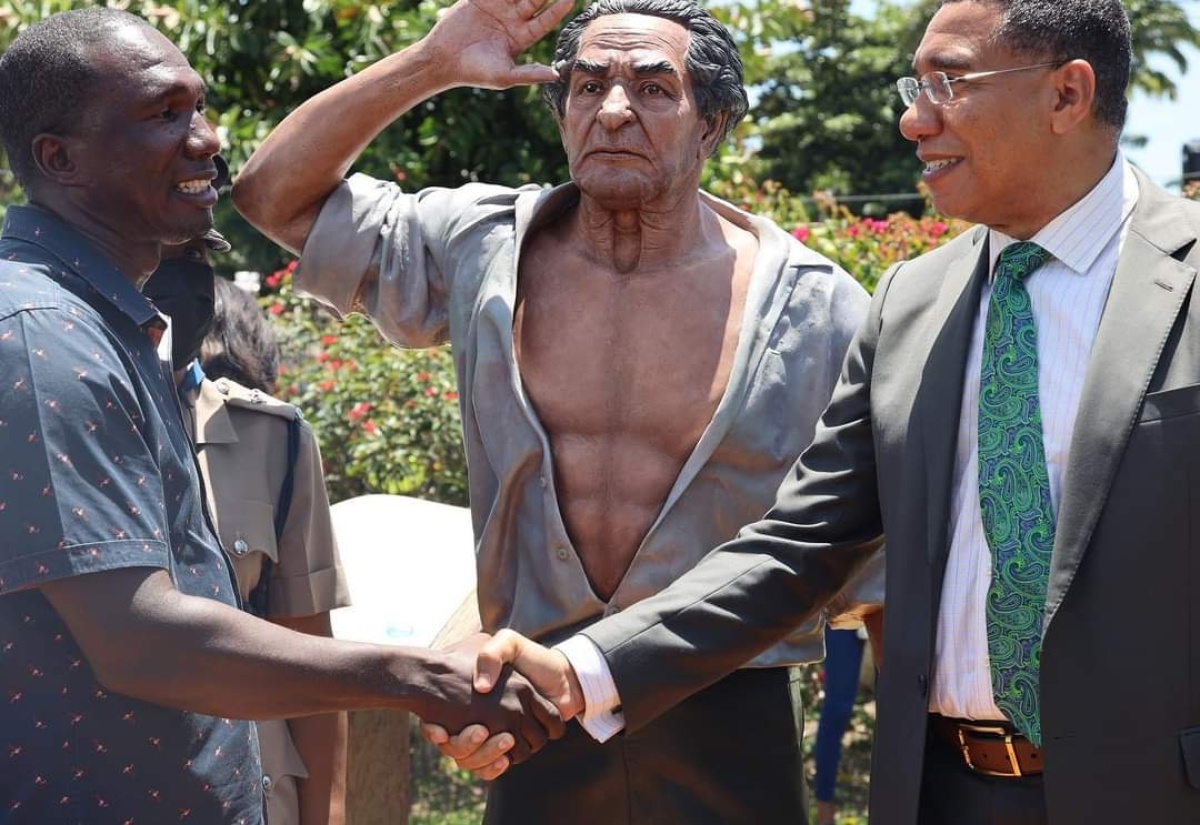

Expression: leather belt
xmin=929 ymin=714 xmax=1044 ymax=777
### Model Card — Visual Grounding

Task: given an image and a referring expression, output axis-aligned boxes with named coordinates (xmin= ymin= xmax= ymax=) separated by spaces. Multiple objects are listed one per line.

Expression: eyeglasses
xmin=896 ymin=62 xmax=1062 ymax=107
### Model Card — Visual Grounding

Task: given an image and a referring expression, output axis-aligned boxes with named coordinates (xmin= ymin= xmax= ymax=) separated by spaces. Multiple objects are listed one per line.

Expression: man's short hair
xmin=543 ymin=0 xmax=749 ymax=155
xmin=0 ymin=8 xmax=153 ymax=188
xmin=942 ymin=0 xmax=1132 ymax=130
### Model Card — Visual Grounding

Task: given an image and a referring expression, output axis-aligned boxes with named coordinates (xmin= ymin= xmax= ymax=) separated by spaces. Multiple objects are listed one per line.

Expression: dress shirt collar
xmin=988 ymin=150 xmax=1139 ymax=278
xmin=1 ymin=203 xmax=162 ymax=329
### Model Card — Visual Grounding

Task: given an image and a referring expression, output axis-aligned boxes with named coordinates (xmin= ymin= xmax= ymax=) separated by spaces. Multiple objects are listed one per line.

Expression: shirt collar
xmin=1 ymin=203 xmax=162 ymax=329
xmin=988 ymin=150 xmax=1140 ymax=278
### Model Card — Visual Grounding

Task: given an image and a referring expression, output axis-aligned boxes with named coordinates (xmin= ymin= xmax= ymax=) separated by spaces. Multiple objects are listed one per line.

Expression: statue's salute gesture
xmin=232 ymin=0 xmax=574 ymax=253
xmin=429 ymin=0 xmax=574 ymax=89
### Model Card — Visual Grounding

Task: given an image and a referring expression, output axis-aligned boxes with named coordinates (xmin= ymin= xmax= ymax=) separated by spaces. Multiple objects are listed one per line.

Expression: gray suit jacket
xmin=583 ymin=171 xmax=1200 ymax=824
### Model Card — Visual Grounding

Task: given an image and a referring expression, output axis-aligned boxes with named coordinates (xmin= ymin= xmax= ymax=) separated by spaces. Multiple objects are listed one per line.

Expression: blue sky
xmin=847 ymin=0 xmax=1200 ymax=192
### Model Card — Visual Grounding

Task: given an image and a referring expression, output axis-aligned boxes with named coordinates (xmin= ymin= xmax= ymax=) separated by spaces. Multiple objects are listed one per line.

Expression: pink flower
xmin=791 ymin=225 xmax=811 ymax=243
xmin=321 ymin=335 xmax=338 ymax=346
xmin=268 ymin=303 xmax=284 ymax=316
xmin=348 ymin=401 xmax=372 ymax=422
xmin=362 ymin=420 xmax=379 ymax=436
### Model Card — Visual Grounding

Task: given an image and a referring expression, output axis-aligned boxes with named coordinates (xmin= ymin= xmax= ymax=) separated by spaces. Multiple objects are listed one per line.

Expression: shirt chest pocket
xmin=212 ymin=496 xmax=279 ymax=599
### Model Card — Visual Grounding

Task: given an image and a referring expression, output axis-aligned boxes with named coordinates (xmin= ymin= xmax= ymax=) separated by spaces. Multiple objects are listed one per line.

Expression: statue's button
xmin=232 ymin=538 xmax=249 ymax=556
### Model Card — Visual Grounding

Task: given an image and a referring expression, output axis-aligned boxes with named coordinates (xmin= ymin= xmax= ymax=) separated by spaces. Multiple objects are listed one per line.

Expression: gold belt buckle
xmin=955 ymin=721 xmax=1023 ymax=777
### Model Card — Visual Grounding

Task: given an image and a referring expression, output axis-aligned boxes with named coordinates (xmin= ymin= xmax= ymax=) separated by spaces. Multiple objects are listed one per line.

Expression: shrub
xmin=263 ymin=262 xmax=467 ymax=506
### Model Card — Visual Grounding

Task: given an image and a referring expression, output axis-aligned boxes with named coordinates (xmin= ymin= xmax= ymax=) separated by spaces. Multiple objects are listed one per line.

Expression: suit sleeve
xmin=580 ymin=264 xmax=903 ymax=733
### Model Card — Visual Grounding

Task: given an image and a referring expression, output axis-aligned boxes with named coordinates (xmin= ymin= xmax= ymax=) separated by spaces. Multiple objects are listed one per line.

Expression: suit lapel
xmin=921 ymin=228 xmax=990 ymax=569
xmin=1045 ymin=181 xmax=1198 ymax=628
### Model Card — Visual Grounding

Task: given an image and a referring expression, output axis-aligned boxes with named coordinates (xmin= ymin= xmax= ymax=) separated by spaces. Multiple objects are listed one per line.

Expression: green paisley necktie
xmin=978 ymin=240 xmax=1054 ymax=747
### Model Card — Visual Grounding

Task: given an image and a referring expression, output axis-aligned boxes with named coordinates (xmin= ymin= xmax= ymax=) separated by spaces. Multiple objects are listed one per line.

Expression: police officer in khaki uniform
xmin=144 ymin=198 xmax=351 ymax=825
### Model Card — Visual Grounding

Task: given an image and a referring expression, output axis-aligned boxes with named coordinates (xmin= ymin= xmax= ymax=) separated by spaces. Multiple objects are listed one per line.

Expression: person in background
xmin=812 ymin=625 xmax=866 ymax=825
xmin=143 ymin=206 xmax=351 ymax=825
xmin=0 ymin=10 xmax=561 ymax=822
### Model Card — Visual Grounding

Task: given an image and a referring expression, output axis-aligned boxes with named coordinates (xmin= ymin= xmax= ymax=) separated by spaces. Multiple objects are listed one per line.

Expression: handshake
xmin=415 ymin=630 xmax=585 ymax=781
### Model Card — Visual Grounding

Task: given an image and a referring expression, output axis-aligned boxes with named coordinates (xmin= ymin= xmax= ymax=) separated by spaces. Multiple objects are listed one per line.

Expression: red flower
xmin=348 ymin=401 xmax=372 ymax=422
xmin=321 ymin=335 xmax=338 ymax=346
xmin=443 ymin=390 xmax=459 ymax=401
xmin=268 ymin=303 xmax=284 ymax=316
xmin=416 ymin=371 xmax=432 ymax=383
xmin=316 ymin=351 xmax=330 ymax=363
xmin=791 ymin=225 xmax=811 ymax=243
xmin=362 ymin=420 xmax=379 ymax=436
xmin=424 ymin=386 xmax=438 ymax=397
xmin=318 ymin=380 xmax=335 ymax=392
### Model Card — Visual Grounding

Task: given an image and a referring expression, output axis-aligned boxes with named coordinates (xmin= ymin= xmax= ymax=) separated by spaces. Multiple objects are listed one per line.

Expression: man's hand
xmin=409 ymin=634 xmax=565 ymax=766
xmin=421 ymin=629 xmax=585 ymax=779
xmin=426 ymin=0 xmax=575 ymax=90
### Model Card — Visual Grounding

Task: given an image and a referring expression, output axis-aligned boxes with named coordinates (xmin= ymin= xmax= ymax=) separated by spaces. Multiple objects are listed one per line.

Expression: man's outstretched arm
xmin=232 ymin=0 xmax=572 ymax=253
xmin=40 ymin=568 xmax=564 ymax=764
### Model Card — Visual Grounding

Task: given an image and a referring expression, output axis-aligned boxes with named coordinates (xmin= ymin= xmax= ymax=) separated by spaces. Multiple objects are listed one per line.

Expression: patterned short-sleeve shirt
xmin=0 ymin=205 xmax=262 ymax=824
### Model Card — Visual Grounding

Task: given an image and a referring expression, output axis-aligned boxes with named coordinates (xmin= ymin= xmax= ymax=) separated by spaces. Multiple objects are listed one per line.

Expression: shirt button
xmin=262 ymin=774 xmax=273 ymax=795
xmin=555 ymin=546 xmax=569 ymax=561
xmin=539 ymin=475 xmax=548 ymax=489
xmin=232 ymin=538 xmax=249 ymax=556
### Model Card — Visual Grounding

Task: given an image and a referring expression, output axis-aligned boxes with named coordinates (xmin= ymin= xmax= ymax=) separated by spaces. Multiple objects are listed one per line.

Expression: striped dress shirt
xmin=930 ymin=154 xmax=1139 ymax=720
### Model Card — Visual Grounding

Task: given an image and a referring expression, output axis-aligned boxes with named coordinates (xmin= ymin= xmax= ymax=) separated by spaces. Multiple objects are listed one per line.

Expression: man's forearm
xmin=42 ymin=567 xmax=437 ymax=720
xmin=39 ymin=567 xmax=562 ymax=757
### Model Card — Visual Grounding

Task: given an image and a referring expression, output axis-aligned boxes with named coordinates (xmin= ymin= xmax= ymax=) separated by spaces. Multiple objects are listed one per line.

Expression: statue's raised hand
xmin=426 ymin=0 xmax=575 ymax=90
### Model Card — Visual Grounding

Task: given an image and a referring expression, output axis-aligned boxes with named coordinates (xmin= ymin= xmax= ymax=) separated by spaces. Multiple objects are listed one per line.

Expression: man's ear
xmin=699 ymin=111 xmax=731 ymax=157
xmin=1048 ymin=59 xmax=1097 ymax=135
xmin=30 ymin=132 xmax=86 ymax=186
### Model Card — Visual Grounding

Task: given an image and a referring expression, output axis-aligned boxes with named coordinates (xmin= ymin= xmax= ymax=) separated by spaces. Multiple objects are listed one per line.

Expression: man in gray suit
xmin=451 ymin=1 xmax=1200 ymax=822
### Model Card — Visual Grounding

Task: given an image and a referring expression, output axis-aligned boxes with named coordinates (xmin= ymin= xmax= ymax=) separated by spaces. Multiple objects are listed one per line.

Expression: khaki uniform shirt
xmin=297 ymin=177 xmax=883 ymax=667
xmin=184 ymin=375 xmax=351 ymax=825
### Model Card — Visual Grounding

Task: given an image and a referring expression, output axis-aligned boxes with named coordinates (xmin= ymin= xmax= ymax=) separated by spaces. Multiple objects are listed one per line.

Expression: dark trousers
xmin=918 ymin=720 xmax=1048 ymax=825
xmin=484 ymin=667 xmax=807 ymax=825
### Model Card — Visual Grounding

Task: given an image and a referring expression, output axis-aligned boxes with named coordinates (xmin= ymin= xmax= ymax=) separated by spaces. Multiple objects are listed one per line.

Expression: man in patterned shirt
xmin=0 ymin=9 xmax=560 ymax=823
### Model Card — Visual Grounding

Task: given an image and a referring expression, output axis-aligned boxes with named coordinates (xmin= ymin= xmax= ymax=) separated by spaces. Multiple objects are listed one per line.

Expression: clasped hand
xmin=421 ymin=630 xmax=584 ymax=780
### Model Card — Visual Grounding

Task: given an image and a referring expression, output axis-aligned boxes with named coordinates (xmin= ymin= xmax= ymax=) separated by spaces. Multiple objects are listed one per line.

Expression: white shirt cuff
xmin=554 ymin=635 xmax=626 ymax=743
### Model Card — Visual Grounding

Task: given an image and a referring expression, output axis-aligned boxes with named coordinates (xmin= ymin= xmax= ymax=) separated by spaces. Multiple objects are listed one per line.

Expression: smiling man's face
xmin=899 ymin=1 xmax=1063 ymax=235
xmin=67 ymin=21 xmax=221 ymax=248
xmin=559 ymin=13 xmax=716 ymax=210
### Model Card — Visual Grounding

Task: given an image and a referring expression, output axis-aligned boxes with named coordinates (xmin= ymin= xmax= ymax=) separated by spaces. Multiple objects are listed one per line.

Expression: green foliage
xmin=737 ymin=0 xmax=924 ymax=211
xmin=262 ymin=261 xmax=468 ymax=506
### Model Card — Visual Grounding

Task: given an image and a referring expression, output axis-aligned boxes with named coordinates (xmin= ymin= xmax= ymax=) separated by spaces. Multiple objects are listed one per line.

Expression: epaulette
xmin=211 ymin=376 xmax=301 ymax=422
